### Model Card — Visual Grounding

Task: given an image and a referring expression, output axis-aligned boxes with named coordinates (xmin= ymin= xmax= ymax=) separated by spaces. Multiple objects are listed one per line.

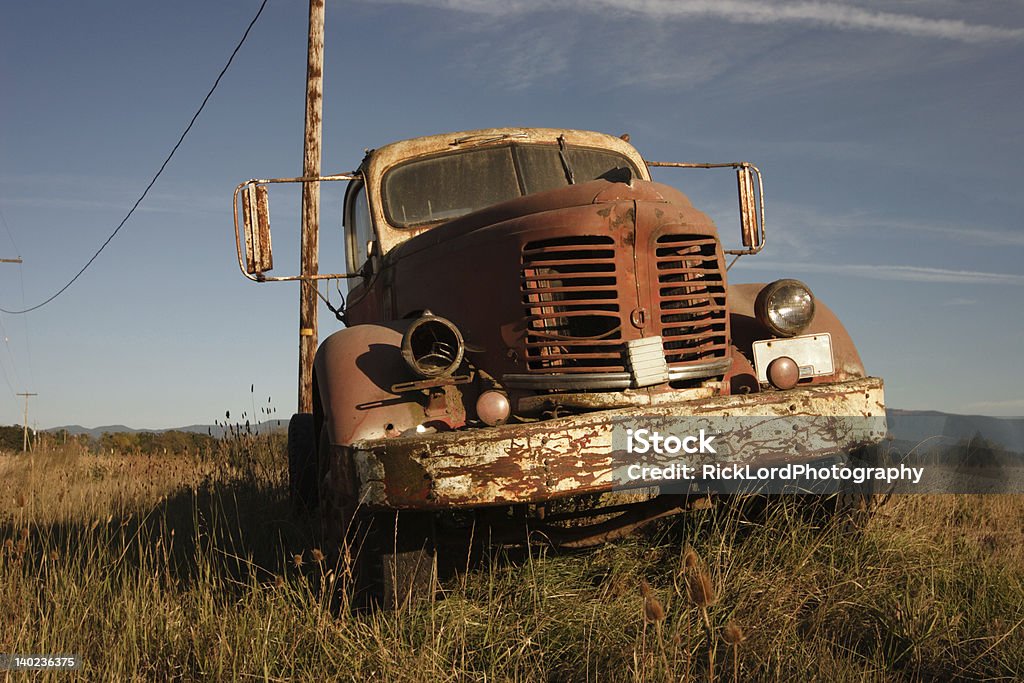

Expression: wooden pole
xmin=17 ymin=392 xmax=36 ymax=452
xmin=298 ymin=0 xmax=325 ymax=414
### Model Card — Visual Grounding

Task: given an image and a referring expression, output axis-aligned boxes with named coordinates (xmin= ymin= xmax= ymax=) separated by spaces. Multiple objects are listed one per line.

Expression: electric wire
xmin=0 ymin=0 xmax=271 ymax=315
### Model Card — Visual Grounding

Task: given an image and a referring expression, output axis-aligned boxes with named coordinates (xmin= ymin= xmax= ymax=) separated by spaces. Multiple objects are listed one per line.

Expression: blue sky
xmin=1 ymin=0 xmax=1022 ymax=429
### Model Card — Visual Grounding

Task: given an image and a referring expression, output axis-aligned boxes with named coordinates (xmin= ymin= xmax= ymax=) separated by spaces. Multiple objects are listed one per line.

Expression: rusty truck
xmin=233 ymin=127 xmax=886 ymax=607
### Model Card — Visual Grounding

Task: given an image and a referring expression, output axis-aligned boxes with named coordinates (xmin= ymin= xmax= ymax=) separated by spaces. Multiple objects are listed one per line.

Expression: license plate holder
xmin=752 ymin=333 xmax=834 ymax=383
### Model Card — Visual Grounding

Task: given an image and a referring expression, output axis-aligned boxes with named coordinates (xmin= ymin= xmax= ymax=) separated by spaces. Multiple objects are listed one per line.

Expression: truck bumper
xmin=349 ymin=377 xmax=885 ymax=509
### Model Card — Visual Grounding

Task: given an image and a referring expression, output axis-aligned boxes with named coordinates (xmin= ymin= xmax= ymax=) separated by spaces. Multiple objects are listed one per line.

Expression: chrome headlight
xmin=401 ymin=311 xmax=465 ymax=378
xmin=755 ymin=279 xmax=815 ymax=337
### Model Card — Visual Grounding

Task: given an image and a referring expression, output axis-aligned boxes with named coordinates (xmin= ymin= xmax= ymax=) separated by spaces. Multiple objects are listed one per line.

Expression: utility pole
xmin=298 ymin=0 xmax=325 ymax=414
xmin=17 ymin=392 xmax=36 ymax=452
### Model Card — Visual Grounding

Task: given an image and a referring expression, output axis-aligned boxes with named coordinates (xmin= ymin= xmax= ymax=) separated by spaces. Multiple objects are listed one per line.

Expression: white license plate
xmin=752 ymin=333 xmax=834 ymax=383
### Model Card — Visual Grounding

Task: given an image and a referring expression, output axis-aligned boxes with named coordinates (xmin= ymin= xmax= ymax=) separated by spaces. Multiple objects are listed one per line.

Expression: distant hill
xmin=46 ymin=420 xmax=286 ymax=440
xmin=886 ymin=409 xmax=1024 ymax=455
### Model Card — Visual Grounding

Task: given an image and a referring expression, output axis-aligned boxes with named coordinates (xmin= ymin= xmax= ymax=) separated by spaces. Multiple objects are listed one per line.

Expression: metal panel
xmin=241 ymin=184 xmax=272 ymax=274
xmin=348 ymin=376 xmax=886 ymax=509
xmin=752 ymin=333 xmax=835 ymax=383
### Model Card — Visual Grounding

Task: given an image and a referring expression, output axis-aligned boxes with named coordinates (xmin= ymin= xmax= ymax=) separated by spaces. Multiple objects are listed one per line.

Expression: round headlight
xmin=755 ymin=279 xmax=815 ymax=337
xmin=401 ymin=312 xmax=465 ymax=378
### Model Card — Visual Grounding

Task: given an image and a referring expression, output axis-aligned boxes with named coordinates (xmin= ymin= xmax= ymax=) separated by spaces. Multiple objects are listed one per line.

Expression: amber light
xmin=767 ymin=356 xmax=800 ymax=390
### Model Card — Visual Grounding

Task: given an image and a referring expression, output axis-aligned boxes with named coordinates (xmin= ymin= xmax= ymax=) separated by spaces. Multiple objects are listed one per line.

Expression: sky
xmin=1 ymin=0 xmax=1022 ymax=429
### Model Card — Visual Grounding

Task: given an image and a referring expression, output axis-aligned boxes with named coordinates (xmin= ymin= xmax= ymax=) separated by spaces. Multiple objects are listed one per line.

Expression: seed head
xmin=311 ymin=548 xmax=325 ymax=563
xmin=686 ymin=569 xmax=717 ymax=608
xmin=19 ymin=528 xmax=29 ymax=541
xmin=644 ymin=594 xmax=666 ymax=623
xmin=723 ymin=621 xmax=746 ymax=645
xmin=682 ymin=546 xmax=700 ymax=569
xmin=639 ymin=579 xmax=652 ymax=598
xmin=292 ymin=553 xmax=304 ymax=569
xmin=274 ymin=575 xmax=285 ymax=589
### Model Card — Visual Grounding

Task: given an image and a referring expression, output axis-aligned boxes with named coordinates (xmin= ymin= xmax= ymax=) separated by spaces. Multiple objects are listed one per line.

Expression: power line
xmin=0 ymin=0 xmax=271 ymax=315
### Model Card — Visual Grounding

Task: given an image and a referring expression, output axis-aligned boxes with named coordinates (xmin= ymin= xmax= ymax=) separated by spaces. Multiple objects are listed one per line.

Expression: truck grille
xmin=655 ymin=234 xmax=728 ymax=367
xmin=521 ymin=236 xmax=624 ymax=373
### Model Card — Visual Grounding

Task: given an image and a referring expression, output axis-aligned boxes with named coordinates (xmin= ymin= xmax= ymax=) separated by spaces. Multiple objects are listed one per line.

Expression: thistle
xmin=722 ymin=621 xmax=746 ymax=683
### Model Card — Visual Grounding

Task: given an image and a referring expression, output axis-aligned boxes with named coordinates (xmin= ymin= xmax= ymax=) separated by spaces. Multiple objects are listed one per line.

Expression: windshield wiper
xmin=557 ymin=135 xmax=576 ymax=185
xmin=451 ymin=131 xmax=528 ymax=147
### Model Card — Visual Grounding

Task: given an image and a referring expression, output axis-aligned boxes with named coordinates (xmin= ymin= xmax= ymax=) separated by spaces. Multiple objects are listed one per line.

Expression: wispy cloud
xmin=381 ymin=0 xmax=1024 ymax=43
xmin=962 ymin=398 xmax=1024 ymax=417
xmin=736 ymin=200 xmax=1024 ymax=251
xmin=734 ymin=260 xmax=1024 ymax=285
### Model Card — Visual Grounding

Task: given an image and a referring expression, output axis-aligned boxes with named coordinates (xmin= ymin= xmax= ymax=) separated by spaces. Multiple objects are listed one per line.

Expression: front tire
xmin=318 ymin=429 xmax=438 ymax=610
xmin=287 ymin=413 xmax=318 ymax=509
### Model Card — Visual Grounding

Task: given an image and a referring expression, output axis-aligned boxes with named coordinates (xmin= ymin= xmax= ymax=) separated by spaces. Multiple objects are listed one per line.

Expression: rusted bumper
xmin=350 ymin=377 xmax=885 ymax=509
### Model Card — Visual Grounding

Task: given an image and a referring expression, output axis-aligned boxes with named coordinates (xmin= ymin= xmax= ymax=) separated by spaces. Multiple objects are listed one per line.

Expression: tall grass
xmin=1 ymin=441 xmax=1021 ymax=681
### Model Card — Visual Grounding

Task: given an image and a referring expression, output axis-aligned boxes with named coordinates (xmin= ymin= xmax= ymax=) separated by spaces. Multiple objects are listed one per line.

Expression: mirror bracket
xmin=644 ymin=160 xmax=765 ymax=256
xmin=232 ymin=173 xmax=363 ymax=282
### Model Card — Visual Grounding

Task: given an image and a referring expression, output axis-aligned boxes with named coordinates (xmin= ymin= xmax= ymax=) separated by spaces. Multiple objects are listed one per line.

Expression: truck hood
xmin=384 ymin=178 xmax=705 ymax=264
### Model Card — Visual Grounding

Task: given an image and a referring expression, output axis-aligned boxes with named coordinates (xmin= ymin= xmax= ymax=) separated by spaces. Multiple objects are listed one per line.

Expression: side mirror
xmin=644 ymin=159 xmax=765 ymax=255
xmin=232 ymin=172 xmax=364 ymax=283
xmin=241 ymin=183 xmax=273 ymax=274
xmin=736 ymin=166 xmax=763 ymax=251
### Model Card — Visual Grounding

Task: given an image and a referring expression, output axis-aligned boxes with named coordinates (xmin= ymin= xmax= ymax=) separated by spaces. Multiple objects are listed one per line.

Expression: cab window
xmin=345 ymin=181 xmax=373 ymax=273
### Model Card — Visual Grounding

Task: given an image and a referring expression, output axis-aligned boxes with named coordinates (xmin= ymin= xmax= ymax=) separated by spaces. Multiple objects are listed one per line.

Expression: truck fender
xmin=314 ymin=321 xmax=432 ymax=447
xmin=728 ymin=282 xmax=867 ymax=381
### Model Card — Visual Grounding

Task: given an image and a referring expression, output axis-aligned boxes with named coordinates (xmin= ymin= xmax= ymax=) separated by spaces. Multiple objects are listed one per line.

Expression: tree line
xmin=0 ymin=425 xmax=218 ymax=456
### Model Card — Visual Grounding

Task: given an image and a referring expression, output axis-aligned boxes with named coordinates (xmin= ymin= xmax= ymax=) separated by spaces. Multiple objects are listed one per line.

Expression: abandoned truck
xmin=233 ymin=127 xmax=886 ymax=607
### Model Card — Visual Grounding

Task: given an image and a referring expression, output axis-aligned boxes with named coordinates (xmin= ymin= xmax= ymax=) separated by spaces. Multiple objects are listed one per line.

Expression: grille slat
xmin=522 ymin=236 xmax=624 ymax=373
xmin=656 ymin=233 xmax=729 ymax=368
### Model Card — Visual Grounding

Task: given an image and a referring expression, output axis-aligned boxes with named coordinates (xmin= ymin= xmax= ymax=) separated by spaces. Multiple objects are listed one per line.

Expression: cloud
xmin=962 ymin=398 xmax=1024 ymax=417
xmin=734 ymin=260 xmax=1024 ymax=285
xmin=379 ymin=0 xmax=1024 ymax=43
xmin=851 ymin=218 xmax=1024 ymax=249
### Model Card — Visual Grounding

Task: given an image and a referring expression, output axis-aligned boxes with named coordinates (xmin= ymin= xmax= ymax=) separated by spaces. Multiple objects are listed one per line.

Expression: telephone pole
xmin=298 ymin=0 xmax=325 ymax=414
xmin=17 ymin=392 xmax=36 ymax=452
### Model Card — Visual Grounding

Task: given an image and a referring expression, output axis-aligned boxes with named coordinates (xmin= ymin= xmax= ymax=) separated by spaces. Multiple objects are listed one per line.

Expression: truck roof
xmin=362 ymin=127 xmax=649 ymax=181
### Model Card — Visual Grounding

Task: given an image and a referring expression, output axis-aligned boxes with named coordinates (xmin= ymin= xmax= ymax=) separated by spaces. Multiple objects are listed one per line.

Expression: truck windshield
xmin=382 ymin=144 xmax=639 ymax=228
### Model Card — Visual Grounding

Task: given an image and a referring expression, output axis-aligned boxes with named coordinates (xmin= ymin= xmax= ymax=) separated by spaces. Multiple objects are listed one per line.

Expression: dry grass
xmin=1 ymin=441 xmax=1021 ymax=681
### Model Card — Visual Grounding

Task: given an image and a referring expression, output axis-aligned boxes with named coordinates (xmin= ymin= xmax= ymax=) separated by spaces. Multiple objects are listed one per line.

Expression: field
xmin=1 ymin=436 xmax=1022 ymax=681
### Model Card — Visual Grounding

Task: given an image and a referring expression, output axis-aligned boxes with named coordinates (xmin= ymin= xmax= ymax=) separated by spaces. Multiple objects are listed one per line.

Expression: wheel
xmin=287 ymin=413 xmax=318 ymax=509
xmin=317 ymin=429 xmax=438 ymax=610
xmin=804 ymin=446 xmax=881 ymax=532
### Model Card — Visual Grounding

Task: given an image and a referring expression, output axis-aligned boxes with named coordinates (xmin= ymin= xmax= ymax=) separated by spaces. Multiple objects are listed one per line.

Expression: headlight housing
xmin=401 ymin=311 xmax=465 ymax=378
xmin=755 ymin=279 xmax=815 ymax=337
